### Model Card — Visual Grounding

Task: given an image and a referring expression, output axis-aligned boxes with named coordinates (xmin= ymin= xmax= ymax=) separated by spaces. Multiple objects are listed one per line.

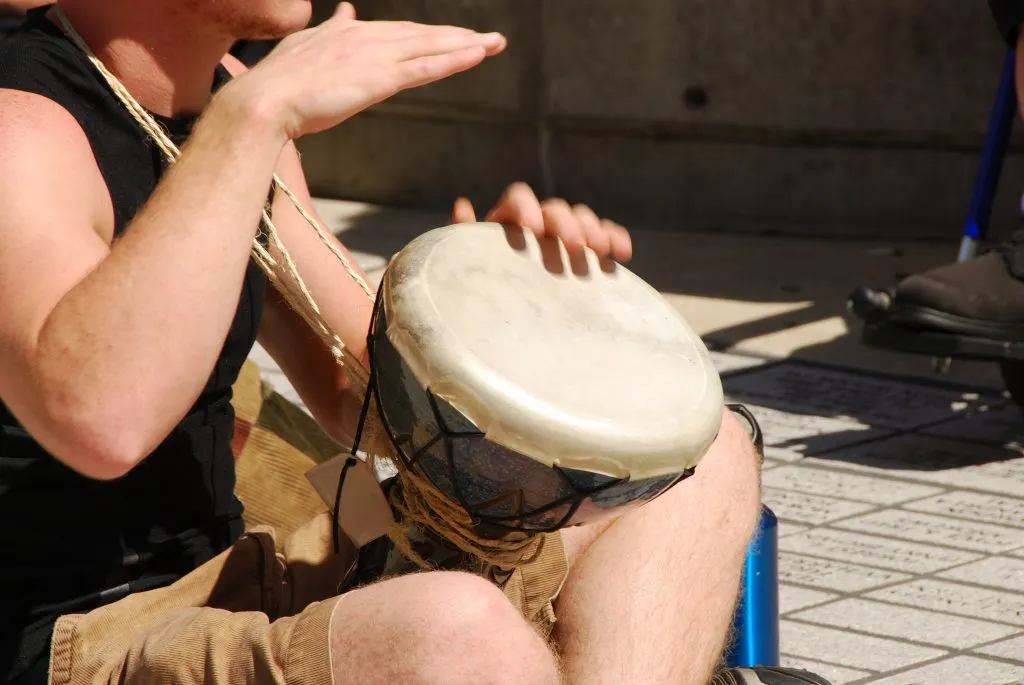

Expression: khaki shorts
xmin=49 ymin=513 xmax=568 ymax=685
xmin=47 ymin=362 xmax=569 ymax=685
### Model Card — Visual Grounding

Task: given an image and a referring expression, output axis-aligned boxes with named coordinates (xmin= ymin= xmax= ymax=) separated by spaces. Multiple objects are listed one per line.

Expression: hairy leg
xmin=554 ymin=409 xmax=762 ymax=685
xmin=330 ymin=570 xmax=561 ymax=685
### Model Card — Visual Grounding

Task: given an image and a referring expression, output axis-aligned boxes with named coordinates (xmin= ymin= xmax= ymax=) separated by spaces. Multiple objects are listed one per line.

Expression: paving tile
xmin=937 ymin=557 xmax=1024 ymax=594
xmin=779 ymin=621 xmax=946 ymax=672
xmin=722 ymin=362 xmax=980 ymax=430
xmin=923 ymin=402 xmax=1024 ymax=447
xmin=864 ymin=655 xmax=1024 ymax=685
xmin=762 ymin=465 xmax=944 ymax=505
xmin=778 ymin=521 xmax=811 ymax=538
xmin=764 ymin=446 xmax=808 ymax=463
xmin=866 ymin=579 xmax=1024 ymax=626
xmin=739 ymin=404 xmax=891 ymax=458
xmin=830 ymin=509 xmax=1024 ymax=554
xmin=792 ymin=598 xmax=1019 ymax=650
xmin=777 ymin=552 xmax=912 ymax=594
xmin=780 ymin=584 xmax=839 ymax=615
xmin=976 ymin=634 xmax=1024 ymax=661
xmin=811 ymin=434 xmax=1024 ymax=498
xmin=780 ymin=528 xmax=982 ymax=574
xmin=779 ymin=656 xmax=871 ymax=685
xmin=763 ymin=488 xmax=876 ymax=526
xmin=904 ymin=491 xmax=1024 ymax=529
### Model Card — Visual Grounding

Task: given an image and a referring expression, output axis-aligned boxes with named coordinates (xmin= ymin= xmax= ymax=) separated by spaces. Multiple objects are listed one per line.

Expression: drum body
xmin=368 ymin=223 xmax=724 ymax=537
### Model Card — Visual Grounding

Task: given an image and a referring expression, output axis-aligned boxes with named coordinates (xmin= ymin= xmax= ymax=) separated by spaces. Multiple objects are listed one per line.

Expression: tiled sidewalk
xmin=714 ymin=351 xmax=1024 ymax=684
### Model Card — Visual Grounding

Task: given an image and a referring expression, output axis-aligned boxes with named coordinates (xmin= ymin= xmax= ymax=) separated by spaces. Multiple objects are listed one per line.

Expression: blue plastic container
xmin=725 ymin=504 xmax=780 ymax=668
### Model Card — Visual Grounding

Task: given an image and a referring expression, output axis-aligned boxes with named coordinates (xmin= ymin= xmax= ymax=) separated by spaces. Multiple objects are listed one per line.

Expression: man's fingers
xmin=375 ymin=23 xmax=473 ymax=45
xmin=486 ymin=182 xmax=544 ymax=234
xmin=393 ymin=29 xmax=505 ymax=62
xmin=395 ymin=46 xmax=490 ymax=90
xmin=540 ymin=199 xmax=586 ymax=253
xmin=387 ymin=29 xmax=504 ymax=91
xmin=602 ymin=219 xmax=633 ymax=262
xmin=453 ymin=197 xmax=477 ymax=223
xmin=334 ymin=2 xmax=356 ymax=21
xmin=572 ymin=203 xmax=610 ymax=258
xmin=478 ymin=183 xmax=632 ymax=262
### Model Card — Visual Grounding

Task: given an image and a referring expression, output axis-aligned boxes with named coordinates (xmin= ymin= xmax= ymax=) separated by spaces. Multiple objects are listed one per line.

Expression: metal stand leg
xmin=961 ymin=48 xmax=1018 ymax=262
xmin=933 ymin=48 xmax=1017 ymax=373
xmin=725 ymin=505 xmax=780 ymax=668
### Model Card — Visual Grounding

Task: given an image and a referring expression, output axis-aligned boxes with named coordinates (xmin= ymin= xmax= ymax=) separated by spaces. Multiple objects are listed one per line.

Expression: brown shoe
xmin=889 ymin=237 xmax=1024 ymax=340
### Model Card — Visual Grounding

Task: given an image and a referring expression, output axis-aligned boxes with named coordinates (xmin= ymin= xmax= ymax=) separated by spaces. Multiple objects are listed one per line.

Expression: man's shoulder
xmin=0 ymin=20 xmax=106 ymax=176
xmin=0 ymin=18 xmax=89 ymax=98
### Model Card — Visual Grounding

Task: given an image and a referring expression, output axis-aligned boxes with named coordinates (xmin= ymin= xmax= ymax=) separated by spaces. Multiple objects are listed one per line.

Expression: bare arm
xmin=0 ymin=89 xmax=286 ymax=479
xmin=214 ymin=43 xmax=374 ymax=445
xmin=0 ymin=11 xmax=505 ymax=479
xmin=256 ymin=138 xmax=375 ymax=446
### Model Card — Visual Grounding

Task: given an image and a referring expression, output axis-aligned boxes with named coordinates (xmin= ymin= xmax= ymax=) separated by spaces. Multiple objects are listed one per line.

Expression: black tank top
xmin=0 ymin=9 xmax=267 ymax=681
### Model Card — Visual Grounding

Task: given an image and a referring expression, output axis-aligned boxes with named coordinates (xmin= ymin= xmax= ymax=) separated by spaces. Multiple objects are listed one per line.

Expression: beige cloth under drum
xmin=46 ymin=361 xmax=569 ymax=685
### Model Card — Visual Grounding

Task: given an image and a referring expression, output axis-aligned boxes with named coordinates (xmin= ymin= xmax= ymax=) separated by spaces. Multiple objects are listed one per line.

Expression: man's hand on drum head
xmin=220 ymin=2 xmax=506 ymax=140
xmin=452 ymin=183 xmax=633 ymax=263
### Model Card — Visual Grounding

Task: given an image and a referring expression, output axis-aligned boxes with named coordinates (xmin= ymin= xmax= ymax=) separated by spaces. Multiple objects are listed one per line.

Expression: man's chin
xmin=234 ymin=1 xmax=312 ymax=40
xmin=275 ymin=0 xmax=313 ymax=35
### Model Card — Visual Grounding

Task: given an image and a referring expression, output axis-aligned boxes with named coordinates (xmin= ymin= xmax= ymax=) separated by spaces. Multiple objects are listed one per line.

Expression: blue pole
xmin=961 ymin=48 xmax=1018 ymax=262
xmin=725 ymin=505 xmax=780 ymax=668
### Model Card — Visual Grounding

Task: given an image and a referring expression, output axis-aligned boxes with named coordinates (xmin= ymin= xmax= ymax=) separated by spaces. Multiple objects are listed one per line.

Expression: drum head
xmin=378 ymin=222 xmax=723 ymax=482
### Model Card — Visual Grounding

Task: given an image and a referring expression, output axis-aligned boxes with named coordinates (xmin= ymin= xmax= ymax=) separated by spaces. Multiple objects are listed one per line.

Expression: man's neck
xmin=55 ymin=0 xmax=234 ymax=117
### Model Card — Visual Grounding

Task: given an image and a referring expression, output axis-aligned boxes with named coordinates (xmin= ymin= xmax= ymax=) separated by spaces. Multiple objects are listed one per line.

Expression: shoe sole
xmin=713 ymin=667 xmax=834 ymax=685
xmin=888 ymin=303 xmax=1024 ymax=341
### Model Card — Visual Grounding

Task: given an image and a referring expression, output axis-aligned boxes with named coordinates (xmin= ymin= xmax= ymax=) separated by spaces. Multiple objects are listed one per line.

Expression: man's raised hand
xmin=224 ymin=2 xmax=506 ymax=140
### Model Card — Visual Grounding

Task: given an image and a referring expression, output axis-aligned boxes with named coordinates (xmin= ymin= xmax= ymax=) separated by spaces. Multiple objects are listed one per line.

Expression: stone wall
xmin=298 ymin=0 xmax=1024 ymax=238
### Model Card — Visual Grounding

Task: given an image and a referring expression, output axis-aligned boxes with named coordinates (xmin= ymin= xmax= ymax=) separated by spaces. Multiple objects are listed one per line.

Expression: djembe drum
xmin=348 ymin=222 xmax=726 ymax=594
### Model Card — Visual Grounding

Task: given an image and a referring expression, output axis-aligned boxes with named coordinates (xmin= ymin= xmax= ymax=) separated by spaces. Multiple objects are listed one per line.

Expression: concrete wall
xmin=298 ymin=0 xmax=1024 ymax=238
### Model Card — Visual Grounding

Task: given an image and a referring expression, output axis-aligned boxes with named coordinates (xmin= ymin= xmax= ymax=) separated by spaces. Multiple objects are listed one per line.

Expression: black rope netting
xmin=335 ymin=276 xmax=765 ymax=558
xmin=339 ymin=285 xmax=693 ymax=542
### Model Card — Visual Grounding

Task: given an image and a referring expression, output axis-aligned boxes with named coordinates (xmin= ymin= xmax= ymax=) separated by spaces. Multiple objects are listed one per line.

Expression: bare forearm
xmin=32 ymin=90 xmax=287 ymax=471
xmin=259 ymin=286 xmax=371 ymax=447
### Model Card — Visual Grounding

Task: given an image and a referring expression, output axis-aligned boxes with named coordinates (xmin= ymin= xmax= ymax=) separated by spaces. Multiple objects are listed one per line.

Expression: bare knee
xmin=563 ymin=407 xmax=762 ymax=568
xmin=706 ymin=407 xmax=762 ymax=510
xmin=720 ymin=405 xmax=764 ymax=482
xmin=331 ymin=571 xmax=559 ymax=685
xmin=654 ymin=408 xmax=762 ymax=535
xmin=409 ymin=572 xmax=559 ymax=684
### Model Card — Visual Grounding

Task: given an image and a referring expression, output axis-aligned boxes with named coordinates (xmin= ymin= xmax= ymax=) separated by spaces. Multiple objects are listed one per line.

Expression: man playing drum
xmin=0 ymin=2 xmax=827 ymax=684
